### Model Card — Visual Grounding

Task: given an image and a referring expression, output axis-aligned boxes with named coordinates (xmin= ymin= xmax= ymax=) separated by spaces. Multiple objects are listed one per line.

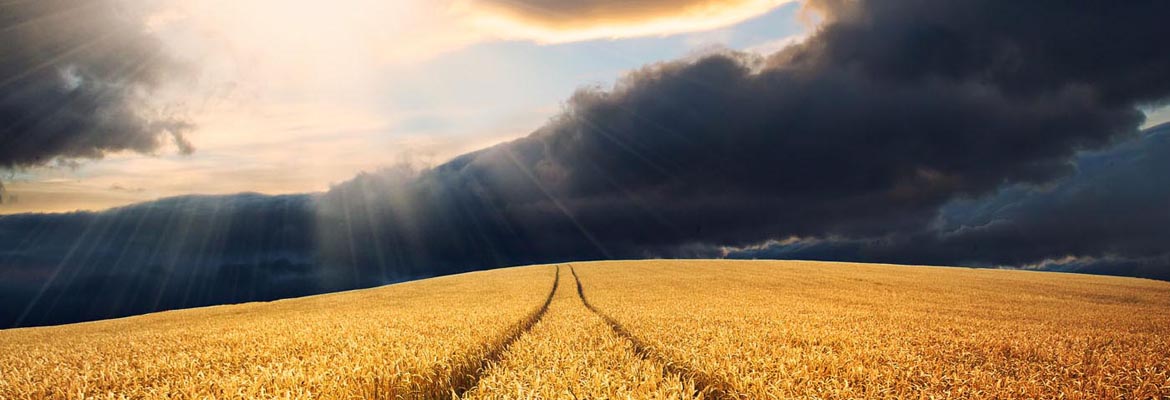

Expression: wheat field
xmin=1 ymin=260 xmax=1168 ymax=399
xmin=462 ymin=267 xmax=698 ymax=399
xmin=0 ymin=265 xmax=557 ymax=399
xmin=576 ymin=260 xmax=1170 ymax=399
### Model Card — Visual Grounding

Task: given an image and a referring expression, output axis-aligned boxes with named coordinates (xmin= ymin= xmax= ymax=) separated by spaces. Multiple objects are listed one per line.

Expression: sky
xmin=3 ymin=0 xmax=1170 ymax=328
xmin=0 ymin=0 xmax=808 ymax=214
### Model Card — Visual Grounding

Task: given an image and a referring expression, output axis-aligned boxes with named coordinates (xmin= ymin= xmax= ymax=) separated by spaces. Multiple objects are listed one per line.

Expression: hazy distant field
xmin=2 ymin=260 xmax=1168 ymax=399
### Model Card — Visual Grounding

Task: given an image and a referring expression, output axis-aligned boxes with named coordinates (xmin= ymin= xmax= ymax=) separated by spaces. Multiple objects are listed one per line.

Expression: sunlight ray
xmin=13 ymin=211 xmax=106 ymax=325
xmin=0 ymin=1 xmax=102 ymax=35
xmin=0 ymin=29 xmax=117 ymax=91
xmin=503 ymin=147 xmax=611 ymax=258
xmin=1 ymin=44 xmax=172 ymax=164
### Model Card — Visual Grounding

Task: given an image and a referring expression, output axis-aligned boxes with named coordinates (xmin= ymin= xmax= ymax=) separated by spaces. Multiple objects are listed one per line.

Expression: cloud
xmin=0 ymin=194 xmax=322 ymax=327
xmin=0 ymin=0 xmax=192 ymax=170
xmin=3 ymin=0 xmax=1170 ymax=327
xmin=725 ymin=123 xmax=1170 ymax=281
xmin=787 ymin=0 xmax=1170 ymax=105
xmin=466 ymin=0 xmax=776 ymax=24
xmin=312 ymin=0 xmax=1170 ymax=277
xmin=933 ymin=122 xmax=1170 ymax=280
xmin=459 ymin=0 xmax=791 ymax=42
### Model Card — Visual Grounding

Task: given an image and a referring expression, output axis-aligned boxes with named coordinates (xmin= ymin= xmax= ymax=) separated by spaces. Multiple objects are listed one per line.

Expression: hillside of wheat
xmin=2 ymin=260 xmax=1168 ymax=399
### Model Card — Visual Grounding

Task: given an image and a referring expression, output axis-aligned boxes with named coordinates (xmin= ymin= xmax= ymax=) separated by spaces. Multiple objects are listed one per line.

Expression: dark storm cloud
xmin=316 ymin=0 xmax=1169 ymax=266
xmin=794 ymin=0 xmax=1170 ymax=105
xmin=0 ymin=194 xmax=322 ymax=327
xmin=931 ymin=122 xmax=1170 ymax=280
xmin=314 ymin=56 xmax=1134 ymax=275
xmin=4 ymin=0 xmax=1170 ymax=328
xmin=936 ymin=123 xmax=1170 ymax=259
xmin=724 ymin=124 xmax=1170 ymax=281
xmin=0 ymin=0 xmax=192 ymax=170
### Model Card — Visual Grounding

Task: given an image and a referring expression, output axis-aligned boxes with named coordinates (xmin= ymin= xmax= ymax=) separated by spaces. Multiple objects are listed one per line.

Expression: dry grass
xmin=574 ymin=260 xmax=1170 ymax=399
xmin=0 ymin=265 xmax=557 ymax=399
xmin=3 ymin=260 xmax=1168 ymax=399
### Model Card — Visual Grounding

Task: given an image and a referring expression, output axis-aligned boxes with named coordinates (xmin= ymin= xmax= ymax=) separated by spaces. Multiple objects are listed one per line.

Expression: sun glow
xmin=151 ymin=0 xmax=480 ymax=69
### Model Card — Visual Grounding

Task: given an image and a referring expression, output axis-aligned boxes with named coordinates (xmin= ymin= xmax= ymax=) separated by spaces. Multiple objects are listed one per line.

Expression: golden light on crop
xmin=0 ymin=266 xmax=558 ymax=398
xmin=3 ymin=260 xmax=1167 ymax=398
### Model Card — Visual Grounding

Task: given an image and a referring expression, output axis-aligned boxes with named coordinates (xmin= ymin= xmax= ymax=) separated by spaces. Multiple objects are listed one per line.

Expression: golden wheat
xmin=462 ymin=266 xmax=698 ymax=399
xmin=574 ymin=260 xmax=1170 ymax=399
xmin=0 ymin=265 xmax=557 ymax=399
xmin=3 ymin=260 xmax=1168 ymax=399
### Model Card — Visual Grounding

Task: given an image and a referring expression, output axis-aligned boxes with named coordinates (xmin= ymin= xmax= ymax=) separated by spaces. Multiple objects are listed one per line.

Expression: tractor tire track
xmin=569 ymin=265 xmax=741 ymax=400
xmin=451 ymin=265 xmax=560 ymax=398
